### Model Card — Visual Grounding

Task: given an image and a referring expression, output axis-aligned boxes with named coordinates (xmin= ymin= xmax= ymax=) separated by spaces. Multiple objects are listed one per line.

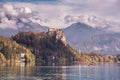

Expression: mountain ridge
xmin=63 ymin=22 xmax=120 ymax=55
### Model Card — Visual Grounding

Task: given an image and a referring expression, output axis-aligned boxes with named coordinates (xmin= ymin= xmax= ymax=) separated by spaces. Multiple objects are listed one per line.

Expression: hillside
xmin=0 ymin=36 xmax=35 ymax=63
xmin=12 ymin=29 xmax=120 ymax=65
xmin=12 ymin=29 xmax=81 ymax=65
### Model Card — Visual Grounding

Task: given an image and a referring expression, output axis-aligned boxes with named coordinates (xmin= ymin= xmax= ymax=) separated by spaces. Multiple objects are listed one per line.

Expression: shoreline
xmin=0 ymin=61 xmax=120 ymax=67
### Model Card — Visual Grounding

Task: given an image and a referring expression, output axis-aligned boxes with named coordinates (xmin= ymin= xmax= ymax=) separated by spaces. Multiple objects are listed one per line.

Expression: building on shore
xmin=20 ymin=53 xmax=25 ymax=62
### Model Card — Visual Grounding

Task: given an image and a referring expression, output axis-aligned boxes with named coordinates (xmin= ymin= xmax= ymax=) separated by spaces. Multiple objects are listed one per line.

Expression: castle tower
xmin=48 ymin=28 xmax=56 ymax=32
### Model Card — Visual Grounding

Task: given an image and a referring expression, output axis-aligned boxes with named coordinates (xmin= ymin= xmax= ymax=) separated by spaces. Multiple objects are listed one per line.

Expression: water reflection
xmin=0 ymin=63 xmax=120 ymax=80
xmin=31 ymin=66 xmax=67 ymax=80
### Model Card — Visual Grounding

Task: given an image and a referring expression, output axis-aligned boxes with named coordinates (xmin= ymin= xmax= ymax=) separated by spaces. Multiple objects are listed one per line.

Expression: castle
xmin=48 ymin=27 xmax=67 ymax=45
xmin=48 ymin=28 xmax=56 ymax=32
xmin=48 ymin=28 xmax=62 ymax=32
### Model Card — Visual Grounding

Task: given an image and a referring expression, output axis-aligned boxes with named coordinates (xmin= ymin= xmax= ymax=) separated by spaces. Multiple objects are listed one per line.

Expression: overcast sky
xmin=0 ymin=0 xmax=120 ymax=28
xmin=0 ymin=0 xmax=119 ymax=19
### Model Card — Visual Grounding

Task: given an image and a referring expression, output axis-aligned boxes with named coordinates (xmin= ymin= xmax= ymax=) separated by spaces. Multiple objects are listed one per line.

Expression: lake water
xmin=0 ymin=63 xmax=120 ymax=80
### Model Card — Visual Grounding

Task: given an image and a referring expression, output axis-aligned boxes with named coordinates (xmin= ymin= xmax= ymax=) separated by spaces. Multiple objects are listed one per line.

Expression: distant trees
xmin=1 ymin=46 xmax=11 ymax=59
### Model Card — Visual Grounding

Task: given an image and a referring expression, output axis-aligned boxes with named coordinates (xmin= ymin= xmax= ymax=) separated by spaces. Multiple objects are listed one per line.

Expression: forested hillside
xmin=0 ymin=36 xmax=35 ymax=63
xmin=12 ymin=30 xmax=81 ymax=65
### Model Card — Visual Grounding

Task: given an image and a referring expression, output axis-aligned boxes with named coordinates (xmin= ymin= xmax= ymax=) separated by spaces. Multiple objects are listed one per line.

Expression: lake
xmin=0 ymin=63 xmax=120 ymax=80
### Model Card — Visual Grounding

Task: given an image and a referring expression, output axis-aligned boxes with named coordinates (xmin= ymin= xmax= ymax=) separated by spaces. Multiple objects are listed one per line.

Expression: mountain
xmin=63 ymin=15 xmax=120 ymax=32
xmin=0 ymin=20 xmax=48 ymax=37
xmin=86 ymin=33 xmax=120 ymax=54
xmin=63 ymin=15 xmax=120 ymax=55
xmin=63 ymin=22 xmax=120 ymax=55
xmin=64 ymin=15 xmax=108 ymax=28
xmin=63 ymin=22 xmax=106 ymax=43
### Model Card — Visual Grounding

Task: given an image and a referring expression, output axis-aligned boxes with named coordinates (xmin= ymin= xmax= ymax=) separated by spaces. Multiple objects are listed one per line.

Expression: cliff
xmin=48 ymin=28 xmax=67 ymax=45
xmin=12 ymin=29 xmax=80 ymax=65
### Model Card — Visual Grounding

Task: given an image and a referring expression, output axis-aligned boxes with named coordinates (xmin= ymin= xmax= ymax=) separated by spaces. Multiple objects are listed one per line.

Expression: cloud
xmin=0 ymin=17 xmax=17 ymax=29
xmin=0 ymin=3 xmax=43 ymax=30
xmin=0 ymin=1 xmax=120 ymax=31
xmin=1 ymin=1 xmax=75 ymax=28
xmin=60 ymin=0 xmax=120 ymax=20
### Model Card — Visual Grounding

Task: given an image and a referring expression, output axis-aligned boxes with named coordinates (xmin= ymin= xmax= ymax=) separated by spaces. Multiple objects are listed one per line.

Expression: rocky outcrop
xmin=12 ymin=29 xmax=80 ymax=65
xmin=48 ymin=28 xmax=67 ymax=45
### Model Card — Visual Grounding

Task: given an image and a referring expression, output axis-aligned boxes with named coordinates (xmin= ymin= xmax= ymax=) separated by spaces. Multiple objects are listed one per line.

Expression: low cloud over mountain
xmin=0 ymin=3 xmax=48 ymax=36
xmin=63 ymin=22 xmax=120 ymax=55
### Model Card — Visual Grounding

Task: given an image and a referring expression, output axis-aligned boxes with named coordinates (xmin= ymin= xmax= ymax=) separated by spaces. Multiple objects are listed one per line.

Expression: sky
xmin=0 ymin=0 xmax=120 ymax=29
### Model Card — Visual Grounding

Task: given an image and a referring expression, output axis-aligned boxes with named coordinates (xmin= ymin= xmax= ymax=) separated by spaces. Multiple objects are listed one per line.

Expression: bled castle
xmin=48 ymin=28 xmax=67 ymax=45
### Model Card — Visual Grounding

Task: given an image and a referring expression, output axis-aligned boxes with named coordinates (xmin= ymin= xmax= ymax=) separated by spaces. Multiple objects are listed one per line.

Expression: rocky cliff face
xmin=48 ymin=28 xmax=67 ymax=45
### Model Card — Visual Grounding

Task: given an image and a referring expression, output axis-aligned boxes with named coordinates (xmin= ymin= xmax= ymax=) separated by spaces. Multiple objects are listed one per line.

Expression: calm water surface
xmin=0 ymin=63 xmax=120 ymax=80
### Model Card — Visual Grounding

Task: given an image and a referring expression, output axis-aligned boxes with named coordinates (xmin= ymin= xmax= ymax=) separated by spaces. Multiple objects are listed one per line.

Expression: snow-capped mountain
xmin=63 ymin=15 xmax=120 ymax=55
xmin=64 ymin=14 xmax=108 ymax=28
xmin=63 ymin=14 xmax=120 ymax=32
